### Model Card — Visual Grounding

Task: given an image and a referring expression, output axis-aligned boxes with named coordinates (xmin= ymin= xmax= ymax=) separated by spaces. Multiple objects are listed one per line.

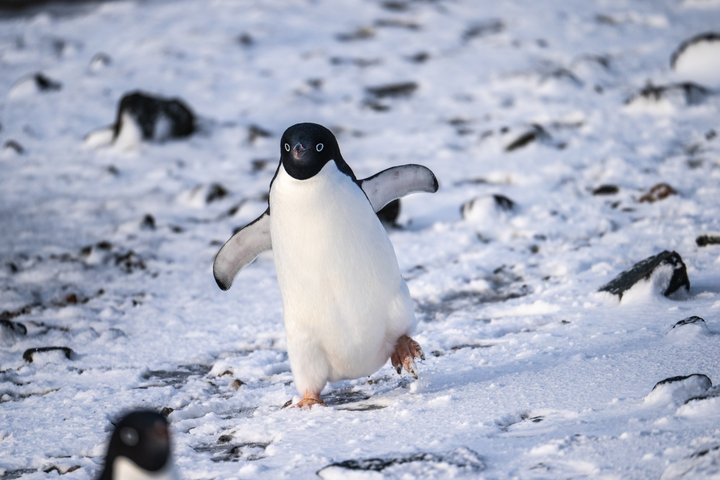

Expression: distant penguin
xmin=97 ymin=409 xmax=178 ymax=480
xmin=213 ymin=123 xmax=438 ymax=407
xmin=84 ymin=91 xmax=195 ymax=149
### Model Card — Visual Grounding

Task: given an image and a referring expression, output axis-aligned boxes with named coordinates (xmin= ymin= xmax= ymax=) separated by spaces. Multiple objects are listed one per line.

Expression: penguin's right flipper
xmin=360 ymin=164 xmax=439 ymax=211
xmin=213 ymin=210 xmax=271 ymax=291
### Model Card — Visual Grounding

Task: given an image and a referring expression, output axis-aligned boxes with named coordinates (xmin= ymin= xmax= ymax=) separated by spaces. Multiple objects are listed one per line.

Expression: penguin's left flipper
xmin=390 ymin=335 xmax=425 ymax=379
xmin=359 ymin=164 xmax=439 ymax=212
xmin=213 ymin=210 xmax=271 ymax=291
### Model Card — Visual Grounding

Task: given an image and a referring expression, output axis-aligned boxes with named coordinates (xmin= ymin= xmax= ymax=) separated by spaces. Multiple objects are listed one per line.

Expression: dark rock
xmin=330 ymin=56 xmax=381 ymax=68
xmin=382 ymin=1 xmax=409 ymax=11
xmin=97 ymin=240 xmax=113 ymax=250
xmin=670 ymin=32 xmax=720 ymax=69
xmin=0 ymin=304 xmax=35 ymax=321
xmin=505 ymin=125 xmax=550 ymax=152
xmin=140 ymin=214 xmax=156 ymax=230
xmin=317 ymin=447 xmax=484 ymax=477
xmin=22 ymin=346 xmax=75 ymax=363
xmin=140 ymin=364 xmax=209 ymax=389
xmin=696 ymin=235 xmax=720 ymax=247
xmin=625 ymin=82 xmax=710 ymax=107
xmin=672 ymin=316 xmax=706 ymax=329
xmin=375 ymin=18 xmax=421 ymax=30
xmin=363 ymin=100 xmax=391 ymax=112
xmin=247 ymin=124 xmax=272 ymax=144
xmin=1 ymin=319 xmax=27 ymax=336
xmin=377 ymin=199 xmax=401 ymax=226
xmin=236 ymin=33 xmax=254 ymax=46
xmin=592 ymin=184 xmax=619 ymax=196
xmin=206 ymin=183 xmax=229 ymax=203
xmin=0 ymin=468 xmax=37 ymax=479
xmin=492 ymin=194 xmax=515 ymax=211
xmin=112 ymin=91 xmax=195 ymax=142
xmin=336 ymin=27 xmax=375 ymax=42
xmin=62 ymin=293 xmax=79 ymax=305
xmin=42 ymin=465 xmax=80 ymax=475
xmin=114 ymin=249 xmax=146 ymax=273
xmin=638 ymin=183 xmax=677 ymax=203
xmin=366 ymin=82 xmax=418 ymax=99
xmin=684 ymin=388 xmax=720 ymax=405
xmin=598 ymin=250 xmax=690 ymax=299
xmin=539 ymin=67 xmax=583 ymax=87
xmin=652 ymin=374 xmax=712 ymax=392
xmin=4 ymin=140 xmax=24 ymax=154
xmin=407 ymin=51 xmax=430 ymax=63
xmin=33 ymin=73 xmax=62 ymax=92
xmin=193 ymin=440 xmax=270 ymax=462
xmin=463 ymin=19 xmax=505 ymax=42
xmin=251 ymin=158 xmax=270 ymax=172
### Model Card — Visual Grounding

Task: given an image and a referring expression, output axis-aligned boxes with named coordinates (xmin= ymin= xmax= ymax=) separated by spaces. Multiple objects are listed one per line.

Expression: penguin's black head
xmin=280 ymin=123 xmax=351 ymax=180
xmin=99 ymin=409 xmax=171 ymax=479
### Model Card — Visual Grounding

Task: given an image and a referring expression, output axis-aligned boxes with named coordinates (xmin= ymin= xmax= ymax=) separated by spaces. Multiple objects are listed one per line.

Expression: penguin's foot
xmin=294 ymin=391 xmax=325 ymax=409
xmin=391 ymin=335 xmax=425 ymax=379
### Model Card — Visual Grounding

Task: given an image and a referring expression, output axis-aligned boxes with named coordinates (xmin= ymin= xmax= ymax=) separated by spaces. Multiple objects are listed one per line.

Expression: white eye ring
xmin=120 ymin=427 xmax=139 ymax=446
xmin=316 ymin=143 xmax=324 ymax=152
xmin=284 ymin=143 xmax=290 ymax=152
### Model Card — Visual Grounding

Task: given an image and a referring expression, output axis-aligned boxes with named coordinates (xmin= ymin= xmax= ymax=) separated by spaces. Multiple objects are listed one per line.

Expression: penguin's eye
xmin=316 ymin=143 xmax=324 ymax=152
xmin=284 ymin=143 xmax=290 ymax=152
xmin=120 ymin=427 xmax=139 ymax=446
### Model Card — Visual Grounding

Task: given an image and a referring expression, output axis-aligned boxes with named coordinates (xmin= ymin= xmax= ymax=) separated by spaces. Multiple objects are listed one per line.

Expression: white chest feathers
xmin=268 ymin=161 xmax=416 ymax=387
xmin=112 ymin=457 xmax=178 ymax=480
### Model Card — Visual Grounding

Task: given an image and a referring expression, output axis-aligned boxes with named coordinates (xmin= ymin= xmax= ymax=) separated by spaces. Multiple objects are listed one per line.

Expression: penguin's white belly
xmin=113 ymin=458 xmax=178 ymax=480
xmin=269 ymin=163 xmax=415 ymax=387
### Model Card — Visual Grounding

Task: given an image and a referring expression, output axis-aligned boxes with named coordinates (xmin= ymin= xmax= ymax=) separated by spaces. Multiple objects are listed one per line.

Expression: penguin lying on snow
xmin=97 ymin=409 xmax=177 ymax=480
xmin=214 ymin=123 xmax=438 ymax=407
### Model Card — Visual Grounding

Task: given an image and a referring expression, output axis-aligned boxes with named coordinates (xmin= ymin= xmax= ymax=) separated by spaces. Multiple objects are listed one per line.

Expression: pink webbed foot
xmin=390 ymin=335 xmax=425 ymax=379
xmin=292 ymin=391 xmax=325 ymax=409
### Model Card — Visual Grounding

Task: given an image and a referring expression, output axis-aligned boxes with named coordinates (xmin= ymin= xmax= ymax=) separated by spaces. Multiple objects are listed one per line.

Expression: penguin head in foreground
xmin=280 ymin=122 xmax=351 ymax=180
xmin=98 ymin=409 xmax=173 ymax=480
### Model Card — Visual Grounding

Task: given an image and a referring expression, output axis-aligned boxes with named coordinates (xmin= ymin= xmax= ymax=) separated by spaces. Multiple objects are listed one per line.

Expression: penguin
xmin=214 ymin=123 xmax=438 ymax=407
xmin=97 ymin=409 xmax=178 ymax=480
xmin=84 ymin=91 xmax=195 ymax=149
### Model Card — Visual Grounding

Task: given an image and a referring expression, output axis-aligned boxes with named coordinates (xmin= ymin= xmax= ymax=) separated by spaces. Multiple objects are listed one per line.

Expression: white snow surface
xmin=1 ymin=0 xmax=720 ymax=478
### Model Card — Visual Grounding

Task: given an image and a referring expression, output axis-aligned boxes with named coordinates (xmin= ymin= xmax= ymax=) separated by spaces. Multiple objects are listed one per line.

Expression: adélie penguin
xmin=213 ymin=122 xmax=438 ymax=407
xmin=97 ymin=409 xmax=178 ymax=480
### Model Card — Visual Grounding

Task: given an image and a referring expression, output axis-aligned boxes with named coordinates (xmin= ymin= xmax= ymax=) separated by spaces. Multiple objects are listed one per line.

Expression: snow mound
xmin=671 ymin=32 xmax=720 ymax=86
xmin=644 ymin=374 xmax=712 ymax=406
xmin=666 ymin=315 xmax=712 ymax=342
xmin=676 ymin=390 xmax=720 ymax=418
xmin=661 ymin=445 xmax=720 ymax=480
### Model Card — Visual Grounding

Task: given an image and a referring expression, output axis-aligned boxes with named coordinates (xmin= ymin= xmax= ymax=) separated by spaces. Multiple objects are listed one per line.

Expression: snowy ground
xmin=1 ymin=0 xmax=720 ymax=478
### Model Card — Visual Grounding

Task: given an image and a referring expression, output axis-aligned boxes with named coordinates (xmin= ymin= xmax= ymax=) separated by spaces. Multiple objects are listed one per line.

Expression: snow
xmin=1 ymin=0 xmax=720 ymax=478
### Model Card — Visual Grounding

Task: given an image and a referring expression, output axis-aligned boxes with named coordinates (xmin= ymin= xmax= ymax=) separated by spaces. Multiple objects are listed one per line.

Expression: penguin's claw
xmin=391 ymin=335 xmax=424 ymax=378
xmin=294 ymin=392 xmax=325 ymax=409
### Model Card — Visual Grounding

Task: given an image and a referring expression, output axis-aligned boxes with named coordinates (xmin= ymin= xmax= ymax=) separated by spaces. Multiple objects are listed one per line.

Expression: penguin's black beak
xmin=292 ymin=142 xmax=307 ymax=161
